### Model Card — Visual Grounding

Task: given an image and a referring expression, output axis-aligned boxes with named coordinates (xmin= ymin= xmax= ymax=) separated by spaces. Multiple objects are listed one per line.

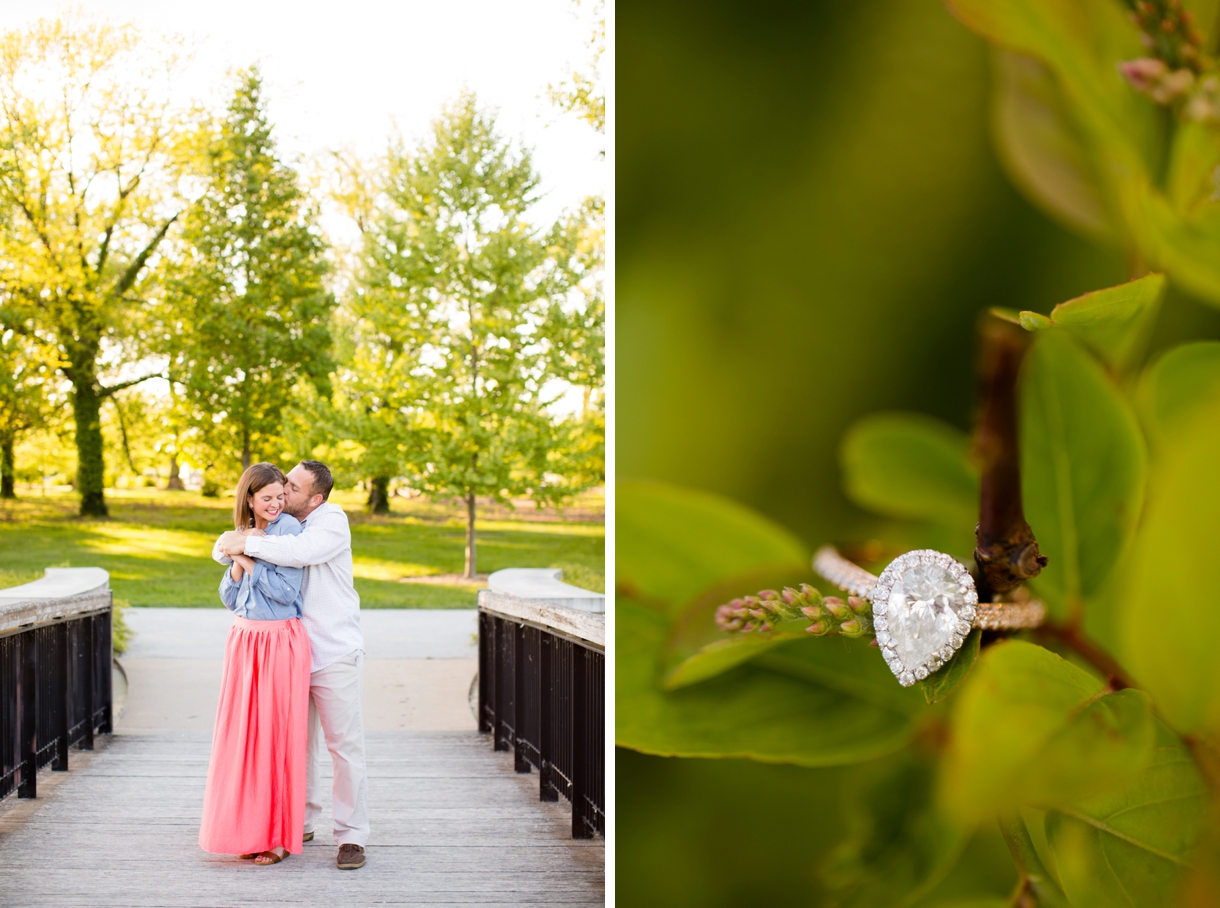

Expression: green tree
xmin=357 ymin=93 xmax=593 ymax=576
xmin=331 ymin=326 xmax=417 ymax=514
xmin=546 ymin=1 xmax=606 ymax=490
xmin=0 ymin=14 xmax=196 ymax=515
xmin=101 ymin=388 xmax=182 ymax=488
xmin=319 ymin=153 xmax=416 ymax=513
xmin=543 ymin=196 xmax=605 ymax=494
xmin=165 ymin=67 xmax=333 ymax=476
xmin=0 ymin=329 xmax=53 ymax=498
xmin=549 ymin=0 xmax=605 ymax=138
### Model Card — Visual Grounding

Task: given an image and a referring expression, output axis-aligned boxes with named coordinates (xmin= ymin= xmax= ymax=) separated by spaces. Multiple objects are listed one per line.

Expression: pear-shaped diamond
xmin=876 ymin=552 xmax=975 ymax=685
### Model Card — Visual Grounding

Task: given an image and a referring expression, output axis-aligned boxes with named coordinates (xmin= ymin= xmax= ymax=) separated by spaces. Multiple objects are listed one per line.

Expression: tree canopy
xmin=0 ymin=15 xmax=195 ymax=514
xmin=0 ymin=11 xmax=604 ymax=553
xmin=351 ymin=93 xmax=601 ymax=574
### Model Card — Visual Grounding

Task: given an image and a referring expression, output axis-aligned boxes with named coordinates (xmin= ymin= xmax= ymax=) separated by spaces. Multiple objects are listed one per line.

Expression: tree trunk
xmin=367 ymin=476 xmax=390 ymax=514
xmin=464 ymin=490 xmax=478 ymax=579
xmin=72 ymin=378 xmax=108 ymax=517
xmin=166 ymin=453 xmax=186 ymax=490
xmin=0 ymin=435 xmax=15 ymax=499
xmin=241 ymin=429 xmax=252 ymax=471
xmin=113 ymin=399 xmax=137 ymax=472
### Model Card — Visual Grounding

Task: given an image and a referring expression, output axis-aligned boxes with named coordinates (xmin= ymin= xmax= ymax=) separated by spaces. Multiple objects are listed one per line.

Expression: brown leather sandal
xmin=254 ymin=849 xmax=287 ymax=865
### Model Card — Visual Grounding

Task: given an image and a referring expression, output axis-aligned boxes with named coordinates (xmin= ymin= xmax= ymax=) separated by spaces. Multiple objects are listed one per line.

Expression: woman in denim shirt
xmin=199 ymin=463 xmax=313 ymax=866
xmin=218 ymin=505 xmax=304 ymax=620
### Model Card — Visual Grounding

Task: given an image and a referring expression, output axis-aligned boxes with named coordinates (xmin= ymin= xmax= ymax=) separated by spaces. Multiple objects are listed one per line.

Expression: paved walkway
xmin=0 ymin=608 xmax=604 ymax=907
xmin=120 ymin=608 xmax=482 ymax=732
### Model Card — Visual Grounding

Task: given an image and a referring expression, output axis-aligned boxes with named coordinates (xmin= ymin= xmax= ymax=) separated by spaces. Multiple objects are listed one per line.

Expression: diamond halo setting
xmin=868 ymin=550 xmax=977 ymax=687
xmin=811 ymin=545 xmax=1044 ymax=687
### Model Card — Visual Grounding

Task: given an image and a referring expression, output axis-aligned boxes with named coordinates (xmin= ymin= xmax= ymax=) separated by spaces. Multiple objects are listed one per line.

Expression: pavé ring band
xmin=813 ymin=546 xmax=1046 ymax=687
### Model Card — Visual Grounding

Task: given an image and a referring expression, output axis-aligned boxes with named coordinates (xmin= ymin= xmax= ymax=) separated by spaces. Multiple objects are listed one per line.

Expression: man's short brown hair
xmin=298 ymin=460 xmax=334 ymax=501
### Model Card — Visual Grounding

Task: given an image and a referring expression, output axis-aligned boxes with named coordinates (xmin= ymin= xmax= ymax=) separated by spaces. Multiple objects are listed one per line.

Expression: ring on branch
xmin=715 ymin=315 xmax=1051 ymax=690
xmin=813 ymin=545 xmax=1044 ymax=686
xmin=712 ymin=546 xmax=1046 ymax=689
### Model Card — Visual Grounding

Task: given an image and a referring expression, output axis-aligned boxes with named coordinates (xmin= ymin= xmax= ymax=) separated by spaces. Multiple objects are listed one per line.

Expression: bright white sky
xmin=0 ymin=0 xmax=605 ymax=228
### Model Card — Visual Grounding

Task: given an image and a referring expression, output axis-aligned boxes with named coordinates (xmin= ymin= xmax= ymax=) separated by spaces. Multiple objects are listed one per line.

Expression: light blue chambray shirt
xmin=213 ymin=502 xmax=363 ymax=671
xmin=218 ymin=513 xmax=305 ymax=620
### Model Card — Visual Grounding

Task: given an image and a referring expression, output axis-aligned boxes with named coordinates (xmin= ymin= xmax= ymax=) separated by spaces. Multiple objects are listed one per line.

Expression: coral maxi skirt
xmin=199 ymin=616 xmax=312 ymax=855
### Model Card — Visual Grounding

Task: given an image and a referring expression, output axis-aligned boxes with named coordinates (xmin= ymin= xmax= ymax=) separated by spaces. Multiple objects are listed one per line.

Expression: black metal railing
xmin=0 ymin=595 xmax=113 ymax=801
xmin=479 ymin=608 xmax=605 ymax=838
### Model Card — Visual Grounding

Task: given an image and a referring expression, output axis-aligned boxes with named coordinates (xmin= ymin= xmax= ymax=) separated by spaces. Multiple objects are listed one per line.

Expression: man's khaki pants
xmin=304 ymin=650 xmax=370 ymax=846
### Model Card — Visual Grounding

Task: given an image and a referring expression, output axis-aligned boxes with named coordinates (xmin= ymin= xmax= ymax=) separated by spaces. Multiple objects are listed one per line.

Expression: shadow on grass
xmin=0 ymin=489 xmax=604 ymax=607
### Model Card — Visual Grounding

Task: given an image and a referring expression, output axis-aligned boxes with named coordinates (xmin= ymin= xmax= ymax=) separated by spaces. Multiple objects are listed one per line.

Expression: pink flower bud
xmin=805 ymin=621 xmax=827 ymax=636
xmin=1119 ymin=57 xmax=1168 ymax=92
xmin=824 ymin=597 xmax=851 ymax=620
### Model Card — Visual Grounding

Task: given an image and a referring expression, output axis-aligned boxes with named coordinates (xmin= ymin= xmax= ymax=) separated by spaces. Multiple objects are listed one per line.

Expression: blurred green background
xmin=617 ymin=0 xmax=1220 ymax=903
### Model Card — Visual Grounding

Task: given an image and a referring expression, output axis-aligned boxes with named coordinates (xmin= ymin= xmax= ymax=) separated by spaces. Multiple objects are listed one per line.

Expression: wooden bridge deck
xmin=0 ymin=610 xmax=604 ymax=907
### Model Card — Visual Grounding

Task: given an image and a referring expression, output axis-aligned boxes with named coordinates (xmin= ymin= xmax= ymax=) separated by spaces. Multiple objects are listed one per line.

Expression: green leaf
xmin=1166 ymin=119 xmax=1220 ymax=214
xmin=617 ymin=598 xmax=921 ymax=766
xmin=820 ymin=752 xmax=967 ymax=908
xmin=1018 ymin=310 xmax=1053 ymax=330
xmin=841 ymin=412 xmax=978 ymax=530
xmin=663 ymin=631 xmax=807 ymax=691
xmin=616 ymin=479 xmax=807 ymax=612
xmin=1046 ymin=724 xmax=1208 ymax=908
xmin=1144 ymin=191 xmax=1220 ymax=309
xmin=921 ymin=628 xmax=981 ymax=704
xmin=755 ymin=640 xmax=926 ymax=717
xmin=997 ymin=812 xmax=1071 ymax=907
xmin=1018 ymin=273 xmax=1166 ymax=372
xmin=989 ymin=306 xmax=1023 ymax=325
xmin=1121 ymin=361 xmax=1220 ymax=733
xmin=661 ymin=564 xmax=816 ymax=690
xmin=990 ymin=50 xmax=1111 ymax=239
xmin=945 ymin=0 xmax=1167 ymax=297
xmin=943 ymin=0 xmax=1147 ymax=140
xmin=943 ymin=0 xmax=1107 ymax=69
xmin=1019 ymin=334 xmax=1146 ymax=619
xmin=940 ymin=641 xmax=1154 ymax=824
xmin=1136 ymin=340 xmax=1220 ymax=439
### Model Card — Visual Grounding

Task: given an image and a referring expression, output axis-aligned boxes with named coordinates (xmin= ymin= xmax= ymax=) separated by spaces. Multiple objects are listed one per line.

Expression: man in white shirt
xmin=214 ymin=460 xmax=369 ymax=871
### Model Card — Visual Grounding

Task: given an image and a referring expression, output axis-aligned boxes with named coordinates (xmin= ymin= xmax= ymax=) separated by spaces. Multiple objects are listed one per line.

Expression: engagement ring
xmin=813 ymin=546 xmax=1046 ymax=687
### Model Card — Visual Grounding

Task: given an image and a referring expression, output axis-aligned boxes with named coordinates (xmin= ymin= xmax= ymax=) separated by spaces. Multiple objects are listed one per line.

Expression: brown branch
xmin=968 ymin=318 xmax=1139 ymax=698
xmin=1034 ymin=621 xmax=1135 ymax=691
xmin=110 ymin=397 xmax=138 ymax=473
xmin=109 ymin=210 xmax=183 ymax=300
xmin=972 ymin=315 xmax=1047 ymax=600
xmin=99 ymin=370 xmax=164 ymax=399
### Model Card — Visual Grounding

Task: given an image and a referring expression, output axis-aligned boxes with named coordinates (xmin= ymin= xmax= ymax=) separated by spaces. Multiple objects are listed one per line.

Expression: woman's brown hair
xmin=233 ymin=463 xmax=288 ymax=530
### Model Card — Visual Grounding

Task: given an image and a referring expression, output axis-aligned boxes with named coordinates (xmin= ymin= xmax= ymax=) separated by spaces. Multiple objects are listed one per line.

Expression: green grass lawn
xmin=0 ymin=488 xmax=604 ymax=609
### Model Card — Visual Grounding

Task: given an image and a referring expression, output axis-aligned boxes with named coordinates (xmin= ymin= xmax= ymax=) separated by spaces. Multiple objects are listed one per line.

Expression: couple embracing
xmin=197 ymin=460 xmax=368 ymax=870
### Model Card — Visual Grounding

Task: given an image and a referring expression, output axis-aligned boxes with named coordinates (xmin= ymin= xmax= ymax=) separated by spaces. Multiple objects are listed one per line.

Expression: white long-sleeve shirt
xmin=213 ymin=502 xmax=364 ymax=671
